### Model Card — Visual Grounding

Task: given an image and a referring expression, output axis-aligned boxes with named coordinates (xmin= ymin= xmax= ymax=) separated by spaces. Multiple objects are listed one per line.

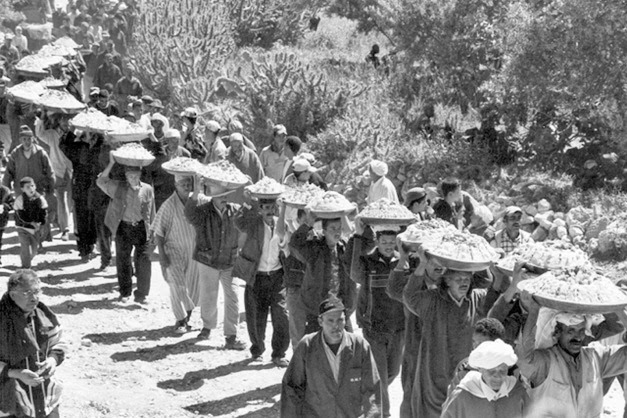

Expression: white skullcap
xmin=205 ymin=120 xmax=221 ymax=133
xmin=174 ymin=173 xmax=191 ymax=182
xmin=292 ymin=158 xmax=311 ymax=173
xmin=371 ymin=224 xmax=401 ymax=233
xmin=300 ymin=152 xmax=316 ymax=164
xmin=370 ymin=160 xmax=388 ymax=177
xmin=468 ymin=339 xmax=517 ymax=370
xmin=164 ymin=128 xmax=181 ymax=140
xmin=229 ymin=132 xmax=244 ymax=143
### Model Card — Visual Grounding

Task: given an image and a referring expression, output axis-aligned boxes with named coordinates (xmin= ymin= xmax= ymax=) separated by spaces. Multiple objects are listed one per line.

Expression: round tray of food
xmin=496 ymin=240 xmax=590 ymax=276
xmin=281 ymin=183 xmax=324 ymax=208
xmin=70 ymin=110 xmax=126 ymax=134
xmin=112 ymin=143 xmax=155 ymax=167
xmin=107 ymin=124 xmax=151 ymax=142
xmin=38 ymin=89 xmax=86 ymax=113
xmin=39 ymin=77 xmax=67 ymax=89
xmin=399 ymin=218 xmax=457 ymax=245
xmin=306 ymin=191 xmax=356 ymax=219
xmin=39 ymin=43 xmax=77 ymax=58
xmin=246 ymin=177 xmax=285 ymax=199
xmin=52 ymin=37 xmax=80 ymax=50
xmin=5 ymin=81 xmax=46 ymax=104
xmin=518 ymin=267 xmax=627 ymax=314
xmin=422 ymin=230 xmax=500 ymax=272
xmin=359 ymin=198 xmax=416 ymax=225
xmin=16 ymin=55 xmax=65 ymax=76
xmin=198 ymin=160 xmax=249 ymax=189
xmin=162 ymin=157 xmax=203 ymax=176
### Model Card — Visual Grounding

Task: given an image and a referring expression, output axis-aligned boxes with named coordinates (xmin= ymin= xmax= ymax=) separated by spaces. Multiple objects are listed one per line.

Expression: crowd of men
xmin=3 ymin=1 xmax=627 ymax=418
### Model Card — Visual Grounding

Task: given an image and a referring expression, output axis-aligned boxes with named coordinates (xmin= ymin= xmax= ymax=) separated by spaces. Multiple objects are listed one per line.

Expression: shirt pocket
xmin=346 ymin=367 xmax=363 ymax=410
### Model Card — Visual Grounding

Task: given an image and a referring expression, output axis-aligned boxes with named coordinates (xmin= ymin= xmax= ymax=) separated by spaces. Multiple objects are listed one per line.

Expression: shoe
xmin=118 ymin=295 xmax=130 ymax=303
xmin=251 ymin=354 xmax=263 ymax=362
xmin=272 ymin=357 xmax=289 ymax=368
xmin=197 ymin=328 xmax=211 ymax=340
xmin=134 ymin=297 xmax=148 ymax=305
xmin=99 ymin=260 xmax=111 ymax=270
xmin=61 ymin=231 xmax=69 ymax=241
xmin=224 ymin=336 xmax=247 ymax=351
xmin=174 ymin=320 xmax=187 ymax=334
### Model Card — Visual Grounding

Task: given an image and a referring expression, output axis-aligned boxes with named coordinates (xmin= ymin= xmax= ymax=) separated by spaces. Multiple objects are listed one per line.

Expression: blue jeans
xmin=115 ymin=221 xmax=151 ymax=299
xmin=244 ymin=269 xmax=289 ymax=358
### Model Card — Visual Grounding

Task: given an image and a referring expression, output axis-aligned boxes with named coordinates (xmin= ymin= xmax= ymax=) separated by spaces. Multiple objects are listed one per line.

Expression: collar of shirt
xmin=447 ymin=289 xmax=468 ymax=307
xmin=322 ymin=331 xmax=349 ymax=383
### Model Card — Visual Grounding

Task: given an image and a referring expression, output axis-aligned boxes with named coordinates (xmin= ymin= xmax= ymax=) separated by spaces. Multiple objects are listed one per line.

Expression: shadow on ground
xmin=50 ymin=298 xmax=142 ymax=314
xmin=183 ymin=383 xmax=281 ymax=416
xmin=43 ymin=281 xmax=116 ymax=297
xmin=84 ymin=325 xmax=176 ymax=345
xmin=111 ymin=339 xmax=214 ymax=362
xmin=158 ymin=359 xmax=277 ymax=392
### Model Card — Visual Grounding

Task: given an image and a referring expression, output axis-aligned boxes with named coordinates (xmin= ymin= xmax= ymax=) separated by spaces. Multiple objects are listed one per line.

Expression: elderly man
xmin=184 ymin=178 xmax=246 ymax=349
xmin=227 ymin=133 xmax=264 ymax=183
xmin=0 ymin=269 xmax=68 ymax=418
xmin=114 ymin=63 xmax=143 ymax=111
xmin=517 ymin=294 xmax=627 ymax=417
xmin=235 ymin=198 xmax=290 ymax=366
xmin=442 ymin=339 xmax=528 ymax=418
xmin=259 ymin=124 xmax=289 ymax=182
xmin=97 ymin=152 xmax=155 ymax=304
xmin=201 ymin=120 xmax=227 ymax=164
xmin=281 ymin=297 xmax=382 ymax=417
xmin=491 ymin=206 xmax=533 ymax=254
xmin=152 ymin=175 xmax=199 ymax=333
xmin=367 ymin=160 xmax=399 ymax=204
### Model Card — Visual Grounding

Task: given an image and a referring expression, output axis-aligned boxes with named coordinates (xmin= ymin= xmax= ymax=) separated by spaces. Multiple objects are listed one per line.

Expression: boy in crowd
xmin=13 ymin=177 xmax=48 ymax=268
xmin=0 ymin=184 xmax=14 ymax=265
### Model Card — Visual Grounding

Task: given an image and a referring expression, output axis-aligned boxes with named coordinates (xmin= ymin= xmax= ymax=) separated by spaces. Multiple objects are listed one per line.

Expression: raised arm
xmin=514 ymin=292 xmax=551 ymax=388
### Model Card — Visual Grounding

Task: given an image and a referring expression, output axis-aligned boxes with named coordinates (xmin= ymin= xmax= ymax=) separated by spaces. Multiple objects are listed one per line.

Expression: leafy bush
xmin=231 ymin=49 xmax=368 ymax=148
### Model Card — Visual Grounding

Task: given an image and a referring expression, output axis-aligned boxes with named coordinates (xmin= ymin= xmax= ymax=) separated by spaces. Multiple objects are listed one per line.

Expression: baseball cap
xmin=404 ymin=187 xmax=427 ymax=207
xmin=292 ymin=158 xmax=311 ymax=173
xmin=205 ymin=120 xmax=221 ymax=133
xmin=319 ymin=297 xmax=345 ymax=316
xmin=504 ymin=206 xmax=523 ymax=218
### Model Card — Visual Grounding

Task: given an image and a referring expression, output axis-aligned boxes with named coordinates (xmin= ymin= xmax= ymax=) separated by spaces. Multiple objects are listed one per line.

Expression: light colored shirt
xmin=322 ymin=331 xmax=348 ymax=383
xmin=35 ymin=118 xmax=73 ymax=178
xmin=258 ymin=219 xmax=282 ymax=272
xmin=367 ymin=176 xmax=399 ymax=204
xmin=12 ymin=34 xmax=28 ymax=51
xmin=259 ymin=145 xmax=288 ymax=182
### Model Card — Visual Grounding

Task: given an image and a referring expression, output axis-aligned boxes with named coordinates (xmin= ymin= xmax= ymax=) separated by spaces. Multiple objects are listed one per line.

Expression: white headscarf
xmin=535 ymin=308 xmax=605 ymax=349
xmin=370 ymin=160 xmax=388 ymax=177
xmin=468 ymin=339 xmax=518 ymax=370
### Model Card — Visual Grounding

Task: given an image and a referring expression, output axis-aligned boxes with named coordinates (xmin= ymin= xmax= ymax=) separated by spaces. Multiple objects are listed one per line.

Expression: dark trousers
xmin=74 ymin=197 xmax=96 ymax=257
xmin=7 ymin=406 xmax=59 ymax=418
xmin=115 ymin=221 xmax=151 ymax=299
xmin=400 ymin=313 xmax=422 ymax=418
xmin=364 ymin=328 xmax=405 ymax=418
xmin=244 ymin=269 xmax=289 ymax=358
xmin=94 ymin=205 xmax=112 ymax=264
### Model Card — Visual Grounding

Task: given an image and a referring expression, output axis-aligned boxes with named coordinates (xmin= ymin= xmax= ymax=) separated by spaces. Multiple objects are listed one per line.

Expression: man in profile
xmin=281 ymin=297 xmax=382 ymax=417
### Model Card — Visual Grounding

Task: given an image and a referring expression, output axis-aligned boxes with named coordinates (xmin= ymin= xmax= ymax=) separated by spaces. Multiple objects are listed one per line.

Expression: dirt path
xmin=0 ymin=223 xmax=625 ymax=417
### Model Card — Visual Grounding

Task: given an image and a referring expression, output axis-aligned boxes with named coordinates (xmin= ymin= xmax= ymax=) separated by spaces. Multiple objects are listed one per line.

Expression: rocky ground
xmin=0 ymin=222 xmax=624 ymax=417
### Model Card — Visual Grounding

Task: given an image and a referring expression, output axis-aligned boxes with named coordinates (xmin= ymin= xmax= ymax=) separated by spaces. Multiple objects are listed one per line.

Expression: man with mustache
xmin=518 ymin=295 xmax=627 ymax=417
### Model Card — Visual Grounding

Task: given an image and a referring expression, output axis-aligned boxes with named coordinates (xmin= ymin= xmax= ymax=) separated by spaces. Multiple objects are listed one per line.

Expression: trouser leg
xmin=54 ymin=174 xmax=70 ymax=232
xmin=269 ymin=273 xmax=289 ymax=359
xmin=219 ymin=268 xmax=239 ymax=336
xmin=132 ymin=223 xmax=151 ymax=299
xmin=245 ymin=283 xmax=264 ymax=356
xmin=286 ymin=286 xmax=306 ymax=347
xmin=94 ymin=206 xmax=111 ymax=264
xmin=74 ymin=197 xmax=95 ymax=256
xmin=197 ymin=263 xmax=220 ymax=330
xmin=18 ymin=230 xmax=33 ymax=268
xmin=115 ymin=223 xmax=134 ymax=297
xmin=364 ymin=330 xmax=393 ymax=417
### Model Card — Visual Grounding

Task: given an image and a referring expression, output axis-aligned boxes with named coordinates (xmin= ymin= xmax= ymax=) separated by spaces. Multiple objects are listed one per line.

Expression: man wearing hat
xmin=3 ymin=125 xmax=55 ymax=215
xmin=234 ymin=197 xmax=290 ymax=366
xmin=404 ymin=187 xmax=431 ymax=221
xmin=259 ymin=124 xmax=289 ymax=182
xmin=201 ymin=120 xmax=227 ymax=164
xmin=97 ymin=151 xmax=155 ymax=304
xmin=93 ymin=52 xmax=122 ymax=91
xmin=184 ymin=176 xmax=247 ymax=349
xmin=490 ymin=206 xmax=533 ymax=255
xmin=114 ymin=63 xmax=143 ymax=111
xmin=163 ymin=128 xmax=190 ymax=159
xmin=281 ymin=296 xmax=382 ymax=417
xmin=367 ymin=159 xmax=399 ymax=205
xmin=94 ymin=89 xmax=120 ymax=117
xmin=0 ymin=34 xmax=19 ymax=66
xmin=138 ymin=96 xmax=154 ymax=129
xmin=517 ymin=295 xmax=627 ymax=417
xmin=283 ymin=158 xmax=312 ymax=187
